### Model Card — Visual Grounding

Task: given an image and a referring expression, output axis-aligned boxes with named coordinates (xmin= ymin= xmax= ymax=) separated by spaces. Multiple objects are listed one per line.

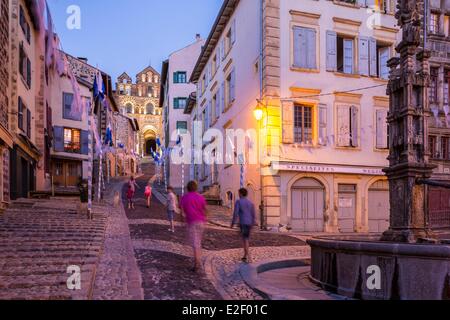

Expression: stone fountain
xmin=308 ymin=0 xmax=450 ymax=300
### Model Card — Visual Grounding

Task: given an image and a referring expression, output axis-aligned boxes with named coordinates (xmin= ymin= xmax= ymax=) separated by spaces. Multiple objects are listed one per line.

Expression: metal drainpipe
xmin=259 ymin=0 xmax=266 ymax=230
xmin=424 ymin=0 xmax=428 ymax=50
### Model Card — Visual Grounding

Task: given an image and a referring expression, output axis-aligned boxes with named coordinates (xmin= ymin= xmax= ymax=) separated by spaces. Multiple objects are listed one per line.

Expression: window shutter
xmin=53 ymin=126 xmax=64 ymax=152
xmin=26 ymin=109 xmax=31 ymax=138
xmin=350 ymin=106 xmax=359 ymax=147
xmin=379 ymin=47 xmax=390 ymax=79
xmin=204 ymin=104 xmax=209 ymax=129
xmin=216 ymin=48 xmax=221 ymax=67
xmin=337 ymin=106 xmax=351 ymax=147
xmin=307 ymin=29 xmax=317 ymax=69
xmin=326 ymin=31 xmax=337 ymax=72
xmin=376 ymin=109 xmax=388 ymax=149
xmin=293 ymin=27 xmax=301 ymax=67
xmin=282 ymin=101 xmax=294 ymax=144
xmin=208 ymin=100 xmax=213 ymax=126
xmin=173 ymin=72 xmax=178 ymax=83
xmin=63 ymin=93 xmax=73 ymax=119
xmin=221 ymin=39 xmax=226 ymax=60
xmin=18 ymin=97 xmax=23 ymax=130
xmin=26 ymin=58 xmax=31 ymax=87
xmin=221 ymin=82 xmax=225 ymax=113
xmin=369 ymin=37 xmax=377 ymax=77
xmin=359 ymin=36 xmax=370 ymax=76
xmin=81 ymin=130 xmax=89 ymax=155
xmin=230 ymin=67 xmax=236 ymax=102
xmin=319 ymin=104 xmax=328 ymax=146
xmin=19 ymin=44 xmax=23 ymax=76
xmin=208 ymin=62 xmax=212 ymax=81
xmin=343 ymin=39 xmax=354 ymax=74
xmin=231 ymin=19 xmax=236 ymax=44
xmin=293 ymin=27 xmax=308 ymax=68
xmin=215 ymin=93 xmax=220 ymax=120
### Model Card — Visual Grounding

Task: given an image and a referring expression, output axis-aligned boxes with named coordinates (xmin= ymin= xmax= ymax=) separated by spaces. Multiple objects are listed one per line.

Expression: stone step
xmin=1 ymin=257 xmax=99 ymax=268
xmin=0 ymin=270 xmax=94 ymax=289
xmin=0 ymin=240 xmax=103 ymax=248
xmin=0 ymin=226 xmax=105 ymax=232
xmin=0 ymin=245 xmax=103 ymax=254
xmin=0 ymin=264 xmax=96 ymax=277
xmin=0 ymin=287 xmax=74 ymax=300
xmin=0 ymin=252 xmax=100 ymax=260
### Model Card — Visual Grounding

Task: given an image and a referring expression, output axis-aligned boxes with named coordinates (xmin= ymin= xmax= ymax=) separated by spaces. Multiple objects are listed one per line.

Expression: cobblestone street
xmin=127 ymin=163 xmax=309 ymax=300
xmin=0 ymin=162 xmax=310 ymax=300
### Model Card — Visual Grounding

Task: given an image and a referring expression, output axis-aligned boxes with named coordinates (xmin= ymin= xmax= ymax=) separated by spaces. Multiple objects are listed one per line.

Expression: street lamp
xmin=253 ymin=106 xmax=264 ymax=121
xmin=254 ymin=103 xmax=267 ymax=231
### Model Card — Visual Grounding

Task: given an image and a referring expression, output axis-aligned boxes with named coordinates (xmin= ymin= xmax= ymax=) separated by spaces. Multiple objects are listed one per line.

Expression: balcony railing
xmin=429 ymin=39 xmax=450 ymax=60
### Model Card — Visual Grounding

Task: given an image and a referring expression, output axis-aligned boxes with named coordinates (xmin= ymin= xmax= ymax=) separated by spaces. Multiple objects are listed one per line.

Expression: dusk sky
xmin=47 ymin=0 xmax=223 ymax=82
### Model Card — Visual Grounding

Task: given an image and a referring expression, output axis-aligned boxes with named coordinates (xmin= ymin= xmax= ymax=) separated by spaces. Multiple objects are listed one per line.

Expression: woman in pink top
xmin=180 ymin=181 xmax=208 ymax=273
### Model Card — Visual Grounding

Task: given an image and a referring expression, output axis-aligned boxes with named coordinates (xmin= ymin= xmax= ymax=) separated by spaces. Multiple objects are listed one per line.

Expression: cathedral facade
xmin=114 ymin=66 xmax=162 ymax=156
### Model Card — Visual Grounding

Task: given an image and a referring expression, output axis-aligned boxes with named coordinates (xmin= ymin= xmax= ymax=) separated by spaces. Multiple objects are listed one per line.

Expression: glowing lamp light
xmin=254 ymin=106 xmax=264 ymax=121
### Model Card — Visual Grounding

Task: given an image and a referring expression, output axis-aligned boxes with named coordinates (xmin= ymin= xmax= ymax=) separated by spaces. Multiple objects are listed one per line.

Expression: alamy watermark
xmin=366 ymin=265 xmax=381 ymax=290
xmin=66 ymin=265 xmax=81 ymax=290
xmin=66 ymin=5 xmax=81 ymax=30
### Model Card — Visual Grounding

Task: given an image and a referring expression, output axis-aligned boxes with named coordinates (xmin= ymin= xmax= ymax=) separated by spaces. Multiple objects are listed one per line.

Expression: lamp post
xmin=254 ymin=104 xmax=266 ymax=231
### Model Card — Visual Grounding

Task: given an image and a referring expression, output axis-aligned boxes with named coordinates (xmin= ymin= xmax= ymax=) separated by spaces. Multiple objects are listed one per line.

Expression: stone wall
xmin=0 ymin=0 xmax=10 ymax=204
xmin=2 ymin=148 xmax=9 ymax=202
xmin=0 ymin=0 xmax=9 ymax=129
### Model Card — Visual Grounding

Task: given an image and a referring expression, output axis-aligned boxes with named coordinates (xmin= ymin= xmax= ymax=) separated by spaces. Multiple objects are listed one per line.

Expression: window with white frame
xmin=336 ymin=104 xmax=359 ymax=148
xmin=225 ymin=68 xmax=235 ymax=108
xmin=293 ymin=26 xmax=317 ymax=70
xmin=337 ymin=35 xmax=355 ymax=74
xmin=430 ymin=13 xmax=440 ymax=34
xmin=329 ymin=33 xmax=392 ymax=79
xmin=377 ymin=43 xmax=390 ymax=80
xmin=294 ymin=105 xmax=313 ymax=144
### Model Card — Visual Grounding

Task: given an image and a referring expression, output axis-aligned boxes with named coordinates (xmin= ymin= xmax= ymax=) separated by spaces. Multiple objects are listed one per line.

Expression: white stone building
xmin=189 ymin=0 xmax=400 ymax=233
xmin=160 ymin=35 xmax=205 ymax=192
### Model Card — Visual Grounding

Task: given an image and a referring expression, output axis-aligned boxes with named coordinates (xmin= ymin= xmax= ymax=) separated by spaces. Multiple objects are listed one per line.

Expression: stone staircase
xmin=0 ymin=198 xmax=107 ymax=300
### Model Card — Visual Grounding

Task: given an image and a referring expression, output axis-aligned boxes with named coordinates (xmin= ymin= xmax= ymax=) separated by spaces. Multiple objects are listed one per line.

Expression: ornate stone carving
xmin=382 ymin=0 xmax=437 ymax=242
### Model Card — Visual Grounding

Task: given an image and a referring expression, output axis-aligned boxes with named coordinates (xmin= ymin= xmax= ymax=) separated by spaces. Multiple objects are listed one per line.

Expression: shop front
xmin=274 ymin=162 xmax=390 ymax=234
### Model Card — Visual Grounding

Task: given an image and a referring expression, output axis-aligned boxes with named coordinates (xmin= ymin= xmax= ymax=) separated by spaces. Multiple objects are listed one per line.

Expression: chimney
xmin=196 ymin=34 xmax=201 ymax=41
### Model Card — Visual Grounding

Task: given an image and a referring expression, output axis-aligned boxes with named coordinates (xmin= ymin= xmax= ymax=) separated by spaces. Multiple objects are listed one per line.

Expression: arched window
xmin=148 ymin=73 xmax=152 ymax=83
xmin=126 ymin=103 xmax=133 ymax=114
xmin=146 ymin=103 xmax=155 ymax=115
xmin=142 ymin=74 xmax=146 ymax=82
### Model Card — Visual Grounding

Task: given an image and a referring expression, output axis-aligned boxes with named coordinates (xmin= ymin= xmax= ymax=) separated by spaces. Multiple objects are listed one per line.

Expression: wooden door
xmin=66 ymin=162 xmax=81 ymax=187
xmin=291 ymin=178 xmax=325 ymax=232
xmin=368 ymin=180 xmax=390 ymax=233
xmin=338 ymin=184 xmax=357 ymax=233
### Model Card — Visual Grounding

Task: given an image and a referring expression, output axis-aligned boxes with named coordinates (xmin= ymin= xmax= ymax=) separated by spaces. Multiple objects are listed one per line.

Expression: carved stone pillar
xmin=382 ymin=0 xmax=437 ymax=242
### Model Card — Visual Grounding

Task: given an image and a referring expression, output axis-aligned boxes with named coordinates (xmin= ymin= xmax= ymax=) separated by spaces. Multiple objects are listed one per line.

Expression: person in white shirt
xmin=166 ymin=186 xmax=179 ymax=233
